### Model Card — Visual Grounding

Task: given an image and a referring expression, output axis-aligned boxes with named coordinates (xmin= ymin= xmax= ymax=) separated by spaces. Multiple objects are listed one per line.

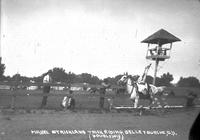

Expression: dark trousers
xmin=41 ymin=85 xmax=50 ymax=107
xmin=67 ymin=98 xmax=76 ymax=110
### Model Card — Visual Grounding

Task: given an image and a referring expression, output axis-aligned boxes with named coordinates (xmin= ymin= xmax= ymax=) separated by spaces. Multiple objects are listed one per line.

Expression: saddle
xmin=136 ymin=83 xmax=149 ymax=95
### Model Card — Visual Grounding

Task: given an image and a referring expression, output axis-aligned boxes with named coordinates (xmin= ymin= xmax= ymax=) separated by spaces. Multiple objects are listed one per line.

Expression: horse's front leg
xmin=148 ymin=98 xmax=154 ymax=109
xmin=159 ymin=95 xmax=168 ymax=109
xmin=134 ymin=97 xmax=139 ymax=108
xmin=154 ymin=92 xmax=167 ymax=108
xmin=130 ymin=99 xmax=135 ymax=107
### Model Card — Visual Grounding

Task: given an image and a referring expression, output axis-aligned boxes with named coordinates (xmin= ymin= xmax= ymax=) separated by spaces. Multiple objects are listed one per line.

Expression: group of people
xmin=39 ymin=72 xmax=200 ymax=139
xmin=149 ymin=46 xmax=167 ymax=56
xmin=40 ymin=72 xmax=111 ymax=111
xmin=40 ymin=71 xmax=75 ymax=110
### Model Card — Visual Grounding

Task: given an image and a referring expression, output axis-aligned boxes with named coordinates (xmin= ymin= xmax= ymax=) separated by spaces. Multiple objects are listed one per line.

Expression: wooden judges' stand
xmin=141 ymin=29 xmax=181 ymax=85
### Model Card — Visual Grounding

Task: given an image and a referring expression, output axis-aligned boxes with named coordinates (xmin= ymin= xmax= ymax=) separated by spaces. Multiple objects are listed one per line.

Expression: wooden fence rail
xmin=0 ymin=82 xmax=72 ymax=109
xmin=2 ymin=82 xmax=188 ymax=110
xmin=0 ymin=81 xmax=123 ymax=109
xmin=0 ymin=81 xmax=69 ymax=87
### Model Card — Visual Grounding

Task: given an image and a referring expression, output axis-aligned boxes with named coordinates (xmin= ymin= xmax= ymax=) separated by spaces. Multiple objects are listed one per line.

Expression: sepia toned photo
xmin=0 ymin=0 xmax=200 ymax=140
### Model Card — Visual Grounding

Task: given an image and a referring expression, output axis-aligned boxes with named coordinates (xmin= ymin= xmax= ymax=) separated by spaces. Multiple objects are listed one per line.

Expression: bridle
xmin=120 ymin=75 xmax=138 ymax=94
xmin=121 ymin=75 xmax=136 ymax=86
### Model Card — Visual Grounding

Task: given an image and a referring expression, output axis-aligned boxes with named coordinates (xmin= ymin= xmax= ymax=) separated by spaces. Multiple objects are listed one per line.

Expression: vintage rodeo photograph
xmin=0 ymin=0 xmax=200 ymax=140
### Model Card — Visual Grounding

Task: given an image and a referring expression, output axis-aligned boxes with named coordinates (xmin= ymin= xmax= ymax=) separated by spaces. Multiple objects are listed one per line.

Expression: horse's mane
xmin=127 ymin=75 xmax=138 ymax=83
xmin=125 ymin=75 xmax=139 ymax=86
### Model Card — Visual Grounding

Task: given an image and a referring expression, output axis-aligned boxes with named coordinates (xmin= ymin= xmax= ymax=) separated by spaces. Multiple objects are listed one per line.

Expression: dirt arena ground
xmin=0 ymin=88 xmax=200 ymax=140
xmin=0 ymin=108 xmax=199 ymax=140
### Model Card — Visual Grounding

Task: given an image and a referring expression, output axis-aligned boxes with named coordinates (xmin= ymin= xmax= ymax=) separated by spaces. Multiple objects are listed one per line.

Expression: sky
xmin=1 ymin=0 xmax=200 ymax=82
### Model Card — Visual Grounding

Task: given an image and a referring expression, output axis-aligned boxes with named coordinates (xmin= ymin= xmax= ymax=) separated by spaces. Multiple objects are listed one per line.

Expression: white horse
xmin=118 ymin=74 xmax=167 ymax=108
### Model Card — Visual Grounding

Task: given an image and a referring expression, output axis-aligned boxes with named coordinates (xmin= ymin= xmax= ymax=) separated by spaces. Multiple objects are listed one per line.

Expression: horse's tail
xmin=149 ymin=85 xmax=168 ymax=107
xmin=149 ymin=84 xmax=157 ymax=95
xmin=149 ymin=85 xmax=166 ymax=94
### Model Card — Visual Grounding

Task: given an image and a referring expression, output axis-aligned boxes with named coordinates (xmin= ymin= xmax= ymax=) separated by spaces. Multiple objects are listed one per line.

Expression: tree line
xmin=0 ymin=63 xmax=200 ymax=88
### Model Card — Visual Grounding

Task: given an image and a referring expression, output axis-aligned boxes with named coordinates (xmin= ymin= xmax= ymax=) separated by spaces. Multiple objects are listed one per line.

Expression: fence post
xmin=10 ymin=75 xmax=20 ymax=109
xmin=10 ymin=88 xmax=16 ymax=109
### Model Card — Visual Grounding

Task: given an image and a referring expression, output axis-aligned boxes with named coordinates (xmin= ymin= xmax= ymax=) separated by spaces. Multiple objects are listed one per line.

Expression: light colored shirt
xmin=43 ymin=74 xmax=52 ymax=83
xmin=101 ymin=82 xmax=110 ymax=88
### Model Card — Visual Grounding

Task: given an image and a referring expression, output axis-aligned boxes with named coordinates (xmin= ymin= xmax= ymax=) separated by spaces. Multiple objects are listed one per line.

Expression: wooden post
xmin=10 ymin=92 xmax=15 ymax=109
xmin=10 ymin=83 xmax=18 ymax=109
xmin=153 ymin=44 xmax=161 ymax=86
xmin=11 ymin=74 xmax=19 ymax=109
xmin=146 ymin=43 xmax=149 ymax=57
xmin=153 ymin=59 xmax=159 ymax=85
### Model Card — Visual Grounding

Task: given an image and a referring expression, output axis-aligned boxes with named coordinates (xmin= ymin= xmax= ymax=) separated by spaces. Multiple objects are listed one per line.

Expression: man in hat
xmin=40 ymin=71 xmax=52 ymax=108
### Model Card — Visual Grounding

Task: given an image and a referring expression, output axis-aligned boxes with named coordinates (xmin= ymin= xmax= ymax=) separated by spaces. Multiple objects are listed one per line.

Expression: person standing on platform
xmin=40 ymin=71 xmax=52 ymax=108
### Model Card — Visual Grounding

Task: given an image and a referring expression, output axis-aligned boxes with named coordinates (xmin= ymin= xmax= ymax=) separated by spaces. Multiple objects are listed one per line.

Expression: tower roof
xmin=141 ymin=29 xmax=181 ymax=45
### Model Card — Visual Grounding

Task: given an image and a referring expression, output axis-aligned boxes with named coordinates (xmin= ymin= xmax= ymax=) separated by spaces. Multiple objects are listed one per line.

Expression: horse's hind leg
xmin=161 ymin=94 xmax=168 ymax=107
xmin=156 ymin=92 xmax=167 ymax=108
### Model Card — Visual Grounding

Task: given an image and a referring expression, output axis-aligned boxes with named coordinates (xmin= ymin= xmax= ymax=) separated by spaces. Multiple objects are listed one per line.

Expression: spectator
xmin=67 ymin=90 xmax=75 ymax=110
xmin=186 ymin=91 xmax=197 ymax=107
xmin=40 ymin=71 xmax=52 ymax=108
xmin=107 ymin=97 xmax=114 ymax=111
xmin=99 ymin=79 xmax=111 ymax=111
xmin=61 ymin=96 xmax=68 ymax=109
xmin=169 ymin=90 xmax=175 ymax=97
xmin=61 ymin=90 xmax=75 ymax=110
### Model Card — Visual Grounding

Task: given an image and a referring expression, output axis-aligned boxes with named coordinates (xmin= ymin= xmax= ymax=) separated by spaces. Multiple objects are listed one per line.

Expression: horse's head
xmin=117 ymin=73 xmax=129 ymax=85
xmin=117 ymin=73 xmax=135 ymax=86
